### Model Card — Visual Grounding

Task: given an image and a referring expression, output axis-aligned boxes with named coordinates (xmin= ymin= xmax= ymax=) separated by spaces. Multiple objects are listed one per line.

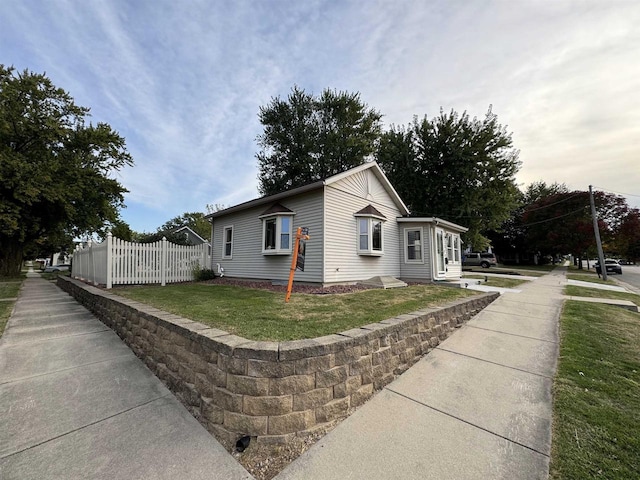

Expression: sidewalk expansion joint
xmin=498 ymin=298 xmax=563 ymax=308
xmin=385 ymin=387 xmax=550 ymax=459
xmin=0 ymin=353 xmax=134 ymax=386
xmin=481 ymin=308 xmax=557 ymax=321
xmin=9 ymin=311 xmax=92 ymax=321
xmin=466 ymin=325 xmax=559 ymax=344
xmin=435 ymin=347 xmax=555 ymax=379
xmin=1 ymin=328 xmax=112 ymax=347
xmin=0 ymin=393 xmax=174 ymax=461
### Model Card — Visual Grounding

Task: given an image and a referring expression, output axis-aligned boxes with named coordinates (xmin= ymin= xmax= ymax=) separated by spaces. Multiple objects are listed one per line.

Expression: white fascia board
xmin=325 ymin=162 xmax=410 ymax=216
xmin=397 ymin=217 xmax=469 ymax=233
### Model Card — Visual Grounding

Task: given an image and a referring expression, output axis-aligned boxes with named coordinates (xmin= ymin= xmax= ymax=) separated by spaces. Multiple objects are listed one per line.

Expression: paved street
xmin=615 ymin=264 xmax=640 ymax=292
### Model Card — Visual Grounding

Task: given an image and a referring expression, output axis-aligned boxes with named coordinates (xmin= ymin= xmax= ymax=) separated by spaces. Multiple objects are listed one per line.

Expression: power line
xmin=521 ymin=208 xmax=586 ymax=227
xmin=592 ymin=186 xmax=640 ymax=198
xmin=523 ymin=193 xmax=583 ymax=212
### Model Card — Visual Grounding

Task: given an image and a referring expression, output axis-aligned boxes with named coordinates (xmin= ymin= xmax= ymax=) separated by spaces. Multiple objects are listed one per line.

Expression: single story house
xmin=206 ymin=162 xmax=466 ymax=286
xmin=172 ymin=226 xmax=209 ymax=246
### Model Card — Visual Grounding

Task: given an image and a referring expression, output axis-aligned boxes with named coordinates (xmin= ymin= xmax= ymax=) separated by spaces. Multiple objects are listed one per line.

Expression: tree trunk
xmin=0 ymin=238 xmax=24 ymax=277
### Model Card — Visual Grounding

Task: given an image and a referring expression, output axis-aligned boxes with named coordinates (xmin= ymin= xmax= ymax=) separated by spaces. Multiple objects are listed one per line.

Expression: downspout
xmin=209 ymin=217 xmax=214 ymax=270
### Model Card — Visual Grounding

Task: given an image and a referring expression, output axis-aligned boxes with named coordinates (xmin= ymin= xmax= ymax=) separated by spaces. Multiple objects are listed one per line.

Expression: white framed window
xmin=453 ymin=235 xmax=461 ymax=263
xmin=356 ymin=217 xmax=384 ymax=256
xmin=445 ymin=233 xmax=462 ymax=264
xmin=261 ymin=214 xmax=293 ymax=255
xmin=222 ymin=226 xmax=233 ymax=259
xmin=446 ymin=233 xmax=454 ymax=262
xmin=405 ymin=228 xmax=423 ymax=263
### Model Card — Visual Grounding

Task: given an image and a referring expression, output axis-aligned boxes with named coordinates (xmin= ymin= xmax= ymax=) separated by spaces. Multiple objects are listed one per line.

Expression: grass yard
xmin=550 ymin=301 xmax=640 ymax=479
xmin=462 ymin=275 xmax=529 ymax=289
xmin=113 ymin=283 xmax=478 ymax=341
xmin=567 ymin=273 xmax=614 ymax=285
xmin=0 ymin=279 xmax=22 ymax=338
xmin=565 ymin=285 xmax=640 ymax=305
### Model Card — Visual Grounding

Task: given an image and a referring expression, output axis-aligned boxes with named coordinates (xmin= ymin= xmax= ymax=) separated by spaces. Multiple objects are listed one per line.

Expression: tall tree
xmin=132 ymin=211 xmax=211 ymax=244
xmin=486 ymin=181 xmax=569 ymax=261
xmin=0 ymin=66 xmax=132 ymax=276
xmin=522 ymin=190 xmax=628 ymax=267
xmin=377 ymin=107 xmax=521 ymax=249
xmin=609 ymin=207 xmax=640 ymax=262
xmin=159 ymin=211 xmax=211 ymax=241
xmin=256 ymin=86 xmax=382 ymax=196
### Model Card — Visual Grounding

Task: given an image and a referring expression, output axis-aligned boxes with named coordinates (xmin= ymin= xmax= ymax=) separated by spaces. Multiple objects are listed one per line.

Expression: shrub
xmin=192 ymin=264 xmax=216 ymax=281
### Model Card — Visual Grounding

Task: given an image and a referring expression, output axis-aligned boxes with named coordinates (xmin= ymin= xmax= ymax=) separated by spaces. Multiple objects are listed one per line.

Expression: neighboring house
xmin=206 ymin=162 xmax=466 ymax=285
xmin=173 ymin=226 xmax=209 ymax=246
xmin=172 ymin=226 xmax=211 ymax=254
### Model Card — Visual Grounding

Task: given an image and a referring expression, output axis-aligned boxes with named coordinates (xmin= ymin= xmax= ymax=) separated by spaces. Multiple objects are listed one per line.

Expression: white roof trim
xmin=325 ymin=162 xmax=410 ymax=215
xmin=396 ymin=217 xmax=468 ymax=233
xmin=208 ymin=161 xmax=410 ymax=219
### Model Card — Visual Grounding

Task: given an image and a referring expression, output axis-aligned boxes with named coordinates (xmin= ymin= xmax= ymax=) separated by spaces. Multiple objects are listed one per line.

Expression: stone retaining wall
xmin=58 ymin=276 xmax=498 ymax=446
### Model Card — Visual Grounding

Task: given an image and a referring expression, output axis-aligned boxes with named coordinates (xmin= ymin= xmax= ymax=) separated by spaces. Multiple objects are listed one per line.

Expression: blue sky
xmin=2 ymin=0 xmax=639 ymax=233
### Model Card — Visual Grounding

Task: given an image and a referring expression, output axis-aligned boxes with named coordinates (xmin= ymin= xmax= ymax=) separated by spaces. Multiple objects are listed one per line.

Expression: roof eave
xmin=396 ymin=216 xmax=468 ymax=233
xmin=206 ymin=181 xmax=324 ymax=219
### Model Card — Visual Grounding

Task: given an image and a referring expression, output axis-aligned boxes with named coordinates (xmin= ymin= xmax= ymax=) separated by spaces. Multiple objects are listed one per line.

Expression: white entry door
xmin=435 ymin=228 xmax=446 ymax=279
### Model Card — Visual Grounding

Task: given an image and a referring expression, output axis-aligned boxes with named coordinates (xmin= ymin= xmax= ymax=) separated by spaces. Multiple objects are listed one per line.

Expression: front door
xmin=435 ymin=228 xmax=446 ymax=279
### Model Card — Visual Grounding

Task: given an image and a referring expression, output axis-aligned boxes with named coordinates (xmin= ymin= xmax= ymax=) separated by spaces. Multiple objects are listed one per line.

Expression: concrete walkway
xmin=0 ymin=273 xmax=251 ymax=480
xmin=276 ymin=268 xmax=565 ymax=479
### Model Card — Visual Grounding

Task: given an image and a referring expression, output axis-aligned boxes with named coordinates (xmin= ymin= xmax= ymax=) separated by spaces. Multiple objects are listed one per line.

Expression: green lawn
xmin=567 ymin=273 xmax=614 ymax=285
xmin=0 ymin=279 xmax=22 ymax=338
xmin=462 ymin=275 xmax=529 ymax=289
xmin=113 ymin=283 xmax=478 ymax=341
xmin=550 ymin=301 xmax=640 ymax=479
xmin=565 ymin=285 xmax=640 ymax=305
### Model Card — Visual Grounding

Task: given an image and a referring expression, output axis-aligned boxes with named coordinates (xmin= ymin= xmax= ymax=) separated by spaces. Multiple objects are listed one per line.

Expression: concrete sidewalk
xmin=0 ymin=273 xmax=251 ymax=480
xmin=276 ymin=269 xmax=565 ymax=479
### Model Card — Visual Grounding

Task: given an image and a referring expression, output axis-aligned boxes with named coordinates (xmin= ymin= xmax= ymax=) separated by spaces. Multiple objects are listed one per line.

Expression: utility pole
xmin=589 ymin=185 xmax=607 ymax=281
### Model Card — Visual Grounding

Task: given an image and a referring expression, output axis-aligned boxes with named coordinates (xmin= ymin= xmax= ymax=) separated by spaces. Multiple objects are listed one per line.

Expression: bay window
xmin=355 ymin=205 xmax=385 ymax=256
xmin=261 ymin=214 xmax=293 ymax=254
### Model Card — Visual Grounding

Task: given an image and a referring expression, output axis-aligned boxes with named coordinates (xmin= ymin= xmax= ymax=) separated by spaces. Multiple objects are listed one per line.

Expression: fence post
xmin=106 ymin=232 xmax=113 ymax=289
xmin=87 ymin=240 xmax=94 ymax=285
xmin=161 ymin=237 xmax=167 ymax=286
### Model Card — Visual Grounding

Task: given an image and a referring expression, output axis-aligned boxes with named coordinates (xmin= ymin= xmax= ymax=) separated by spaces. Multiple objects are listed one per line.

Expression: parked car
xmin=463 ymin=252 xmax=497 ymax=268
xmin=43 ymin=264 xmax=70 ymax=273
xmin=594 ymin=259 xmax=622 ymax=275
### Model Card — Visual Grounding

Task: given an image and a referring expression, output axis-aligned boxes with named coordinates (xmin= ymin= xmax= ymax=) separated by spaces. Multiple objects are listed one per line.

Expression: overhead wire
xmin=591 ymin=186 xmax=640 ymax=198
xmin=521 ymin=207 xmax=587 ymax=227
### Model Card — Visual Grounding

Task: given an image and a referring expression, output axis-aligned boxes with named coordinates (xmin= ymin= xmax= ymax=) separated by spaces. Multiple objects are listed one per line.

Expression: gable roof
xmin=354 ymin=204 xmax=386 ymax=219
xmin=259 ymin=202 xmax=295 ymax=217
xmin=172 ymin=225 xmax=208 ymax=243
xmin=207 ymin=162 xmax=410 ymax=219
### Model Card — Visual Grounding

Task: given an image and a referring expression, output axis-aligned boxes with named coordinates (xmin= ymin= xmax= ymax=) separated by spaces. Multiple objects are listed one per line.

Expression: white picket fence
xmin=72 ymin=233 xmax=210 ymax=288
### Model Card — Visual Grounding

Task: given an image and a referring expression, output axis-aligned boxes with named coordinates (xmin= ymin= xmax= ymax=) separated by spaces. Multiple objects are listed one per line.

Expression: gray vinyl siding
xmin=323 ymin=168 xmax=402 ymax=284
xmin=211 ymin=189 xmax=324 ymax=282
xmin=399 ymin=223 xmax=434 ymax=281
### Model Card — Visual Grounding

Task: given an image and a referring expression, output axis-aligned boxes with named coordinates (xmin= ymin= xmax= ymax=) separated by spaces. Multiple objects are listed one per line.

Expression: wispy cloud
xmin=2 ymin=0 xmax=639 ymax=232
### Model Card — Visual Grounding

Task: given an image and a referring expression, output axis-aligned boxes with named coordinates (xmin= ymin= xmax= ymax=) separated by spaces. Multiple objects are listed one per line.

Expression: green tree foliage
xmin=487 ymin=181 xmax=569 ymax=260
xmin=522 ymin=190 xmax=628 ymax=267
xmin=109 ymin=219 xmax=134 ymax=242
xmin=133 ymin=211 xmax=210 ymax=244
xmin=159 ymin=212 xmax=210 ymax=240
xmin=257 ymin=86 xmax=382 ymax=196
xmin=377 ymin=107 xmax=521 ymax=250
xmin=0 ymin=66 xmax=132 ymax=276
xmin=609 ymin=207 xmax=640 ymax=262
